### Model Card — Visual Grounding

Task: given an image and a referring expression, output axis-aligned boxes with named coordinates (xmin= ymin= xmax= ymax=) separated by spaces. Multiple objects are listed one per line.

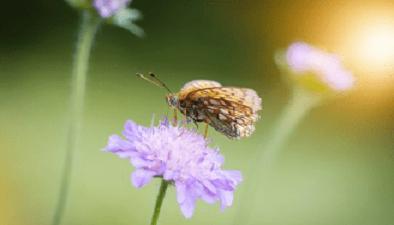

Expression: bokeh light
xmin=351 ymin=22 xmax=394 ymax=74
xmin=336 ymin=4 xmax=394 ymax=77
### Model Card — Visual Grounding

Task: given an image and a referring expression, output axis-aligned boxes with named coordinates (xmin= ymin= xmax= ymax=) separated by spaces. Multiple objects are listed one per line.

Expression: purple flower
xmin=93 ymin=0 xmax=131 ymax=18
xmin=105 ymin=118 xmax=242 ymax=218
xmin=285 ymin=42 xmax=354 ymax=91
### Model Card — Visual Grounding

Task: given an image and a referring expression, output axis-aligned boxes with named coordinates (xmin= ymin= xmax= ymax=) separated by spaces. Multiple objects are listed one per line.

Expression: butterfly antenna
xmin=148 ymin=72 xmax=173 ymax=93
xmin=136 ymin=73 xmax=172 ymax=93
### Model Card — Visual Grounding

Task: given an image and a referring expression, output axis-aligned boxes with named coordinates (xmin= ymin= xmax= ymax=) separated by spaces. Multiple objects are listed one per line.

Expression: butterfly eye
xmin=166 ymin=94 xmax=179 ymax=107
xmin=172 ymin=97 xmax=179 ymax=106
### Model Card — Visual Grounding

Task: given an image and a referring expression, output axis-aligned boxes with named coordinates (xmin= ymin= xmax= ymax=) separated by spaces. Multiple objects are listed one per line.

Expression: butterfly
xmin=138 ymin=73 xmax=262 ymax=139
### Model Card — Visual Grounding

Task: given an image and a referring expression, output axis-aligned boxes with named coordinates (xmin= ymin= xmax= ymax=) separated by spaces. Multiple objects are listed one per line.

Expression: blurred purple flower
xmin=286 ymin=42 xmax=354 ymax=91
xmin=105 ymin=118 xmax=242 ymax=218
xmin=93 ymin=0 xmax=131 ymax=18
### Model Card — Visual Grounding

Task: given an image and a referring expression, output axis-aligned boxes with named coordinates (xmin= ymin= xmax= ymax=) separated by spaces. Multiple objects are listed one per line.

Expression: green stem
xmin=51 ymin=11 xmax=100 ymax=225
xmin=150 ymin=179 xmax=169 ymax=225
xmin=233 ymin=87 xmax=320 ymax=225
xmin=258 ymin=87 xmax=320 ymax=167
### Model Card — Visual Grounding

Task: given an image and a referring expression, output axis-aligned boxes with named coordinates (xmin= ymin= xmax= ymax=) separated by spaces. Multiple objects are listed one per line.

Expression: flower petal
xmin=130 ymin=156 xmax=152 ymax=168
xmin=179 ymin=192 xmax=197 ymax=218
xmin=131 ymin=169 xmax=155 ymax=188
xmin=225 ymin=170 xmax=243 ymax=185
xmin=201 ymin=188 xmax=217 ymax=204
xmin=123 ymin=120 xmax=141 ymax=139
xmin=219 ymin=190 xmax=234 ymax=210
xmin=175 ymin=182 xmax=187 ymax=204
xmin=93 ymin=0 xmax=132 ymax=18
xmin=105 ymin=135 xmax=134 ymax=158
xmin=284 ymin=42 xmax=354 ymax=92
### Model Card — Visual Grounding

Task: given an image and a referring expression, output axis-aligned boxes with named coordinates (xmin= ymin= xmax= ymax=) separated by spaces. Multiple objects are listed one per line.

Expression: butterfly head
xmin=166 ymin=93 xmax=179 ymax=108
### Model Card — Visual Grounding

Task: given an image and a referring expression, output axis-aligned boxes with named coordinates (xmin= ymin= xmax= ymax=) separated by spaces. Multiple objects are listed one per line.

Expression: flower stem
xmin=258 ymin=87 xmax=320 ymax=167
xmin=233 ymin=87 xmax=320 ymax=225
xmin=150 ymin=179 xmax=169 ymax=225
xmin=51 ymin=11 xmax=100 ymax=225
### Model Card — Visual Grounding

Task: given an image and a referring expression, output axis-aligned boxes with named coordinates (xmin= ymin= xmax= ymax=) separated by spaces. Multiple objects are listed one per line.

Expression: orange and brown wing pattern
xmin=179 ymin=83 xmax=262 ymax=139
xmin=187 ymin=87 xmax=261 ymax=113
xmin=178 ymin=80 xmax=222 ymax=99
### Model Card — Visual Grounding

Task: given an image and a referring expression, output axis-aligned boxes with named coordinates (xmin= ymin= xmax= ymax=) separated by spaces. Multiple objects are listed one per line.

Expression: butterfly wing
xmin=184 ymin=87 xmax=262 ymax=139
xmin=178 ymin=80 xmax=222 ymax=99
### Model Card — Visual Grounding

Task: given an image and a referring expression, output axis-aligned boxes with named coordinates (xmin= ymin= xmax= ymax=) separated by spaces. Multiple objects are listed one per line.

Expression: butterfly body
xmin=166 ymin=80 xmax=262 ymax=139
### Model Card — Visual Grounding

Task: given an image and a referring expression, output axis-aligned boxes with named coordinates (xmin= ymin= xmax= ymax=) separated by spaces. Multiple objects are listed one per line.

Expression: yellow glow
xmin=330 ymin=4 xmax=394 ymax=77
xmin=355 ymin=23 xmax=394 ymax=71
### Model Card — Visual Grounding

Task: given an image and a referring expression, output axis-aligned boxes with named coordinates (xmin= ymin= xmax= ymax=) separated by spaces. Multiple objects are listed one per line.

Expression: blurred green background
xmin=1 ymin=0 xmax=393 ymax=225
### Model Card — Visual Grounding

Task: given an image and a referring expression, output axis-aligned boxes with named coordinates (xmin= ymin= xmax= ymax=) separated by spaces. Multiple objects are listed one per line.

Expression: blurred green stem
xmin=234 ymin=87 xmax=320 ymax=225
xmin=259 ymin=87 xmax=320 ymax=167
xmin=51 ymin=11 xmax=100 ymax=225
xmin=150 ymin=179 xmax=169 ymax=225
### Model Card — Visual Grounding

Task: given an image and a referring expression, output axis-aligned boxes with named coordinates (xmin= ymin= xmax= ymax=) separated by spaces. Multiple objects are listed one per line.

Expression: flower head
xmin=279 ymin=42 xmax=354 ymax=92
xmin=94 ymin=0 xmax=131 ymax=18
xmin=105 ymin=118 xmax=242 ymax=218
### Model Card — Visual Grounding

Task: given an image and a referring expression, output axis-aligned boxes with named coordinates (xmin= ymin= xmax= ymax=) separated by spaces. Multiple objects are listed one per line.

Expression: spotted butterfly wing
xmin=177 ymin=80 xmax=262 ymax=139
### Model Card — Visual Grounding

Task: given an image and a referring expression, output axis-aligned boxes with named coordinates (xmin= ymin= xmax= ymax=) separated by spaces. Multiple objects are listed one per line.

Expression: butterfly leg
xmin=182 ymin=108 xmax=188 ymax=127
xmin=204 ymin=123 xmax=209 ymax=138
xmin=172 ymin=108 xmax=178 ymax=126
